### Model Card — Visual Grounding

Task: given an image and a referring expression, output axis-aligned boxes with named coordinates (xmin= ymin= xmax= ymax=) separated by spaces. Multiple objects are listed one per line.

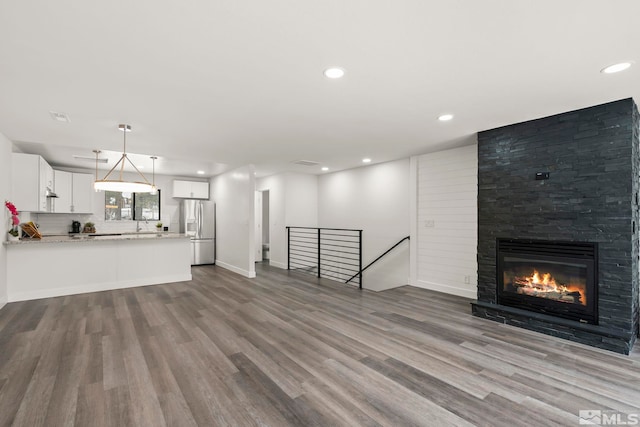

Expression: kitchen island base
xmin=6 ymin=236 xmax=192 ymax=302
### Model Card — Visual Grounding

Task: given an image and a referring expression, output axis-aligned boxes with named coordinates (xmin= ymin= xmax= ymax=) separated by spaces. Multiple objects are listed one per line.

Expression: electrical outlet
xmin=424 ymin=220 xmax=435 ymax=228
xmin=464 ymin=275 xmax=470 ymax=284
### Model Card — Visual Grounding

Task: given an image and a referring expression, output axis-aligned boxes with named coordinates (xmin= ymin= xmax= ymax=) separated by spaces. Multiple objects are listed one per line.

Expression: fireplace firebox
xmin=496 ymin=239 xmax=598 ymax=324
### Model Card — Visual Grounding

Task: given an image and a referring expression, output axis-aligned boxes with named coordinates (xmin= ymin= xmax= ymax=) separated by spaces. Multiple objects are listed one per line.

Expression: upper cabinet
xmin=53 ymin=170 xmax=93 ymax=213
xmin=173 ymin=180 xmax=209 ymax=199
xmin=11 ymin=153 xmax=95 ymax=214
xmin=71 ymin=173 xmax=93 ymax=213
xmin=12 ymin=153 xmax=54 ymax=212
xmin=53 ymin=170 xmax=72 ymax=213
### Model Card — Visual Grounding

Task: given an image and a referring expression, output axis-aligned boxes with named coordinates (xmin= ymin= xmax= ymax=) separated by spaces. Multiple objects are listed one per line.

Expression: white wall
xmin=211 ymin=165 xmax=256 ymax=278
xmin=285 ymin=173 xmax=318 ymax=227
xmin=318 ymin=159 xmax=410 ymax=291
xmin=0 ymin=132 xmax=11 ymax=308
xmin=411 ymin=144 xmax=477 ymax=298
xmin=257 ymin=172 xmax=318 ymax=269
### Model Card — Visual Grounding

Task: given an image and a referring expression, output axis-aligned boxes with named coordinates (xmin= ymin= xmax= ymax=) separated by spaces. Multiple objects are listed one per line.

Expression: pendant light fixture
xmin=93 ymin=124 xmax=154 ymax=193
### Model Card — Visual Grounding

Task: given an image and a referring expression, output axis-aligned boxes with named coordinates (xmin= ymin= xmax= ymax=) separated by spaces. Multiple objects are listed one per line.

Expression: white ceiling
xmin=1 ymin=1 xmax=639 ymax=178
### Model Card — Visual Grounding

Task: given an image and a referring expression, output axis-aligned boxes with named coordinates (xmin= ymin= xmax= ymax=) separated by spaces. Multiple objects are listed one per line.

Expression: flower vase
xmin=7 ymin=233 xmax=19 ymax=242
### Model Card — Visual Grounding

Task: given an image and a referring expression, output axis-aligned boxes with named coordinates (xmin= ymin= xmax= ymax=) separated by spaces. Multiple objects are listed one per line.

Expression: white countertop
xmin=4 ymin=232 xmax=190 ymax=245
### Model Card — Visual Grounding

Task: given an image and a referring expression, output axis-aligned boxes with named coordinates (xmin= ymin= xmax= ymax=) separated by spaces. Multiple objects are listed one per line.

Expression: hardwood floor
xmin=0 ymin=263 xmax=639 ymax=426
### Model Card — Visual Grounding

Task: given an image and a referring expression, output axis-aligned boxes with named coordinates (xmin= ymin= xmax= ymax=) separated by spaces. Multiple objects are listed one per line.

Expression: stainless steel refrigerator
xmin=180 ymin=199 xmax=215 ymax=265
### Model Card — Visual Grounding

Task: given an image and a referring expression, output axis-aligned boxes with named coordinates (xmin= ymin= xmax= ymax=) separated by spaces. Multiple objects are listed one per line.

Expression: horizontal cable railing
xmin=287 ymin=226 xmax=363 ymax=288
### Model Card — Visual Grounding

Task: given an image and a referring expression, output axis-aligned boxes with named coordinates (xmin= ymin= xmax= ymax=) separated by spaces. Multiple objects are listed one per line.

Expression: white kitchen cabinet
xmin=53 ymin=170 xmax=93 ymax=213
xmin=72 ymin=173 xmax=93 ymax=213
xmin=40 ymin=159 xmax=54 ymax=198
xmin=11 ymin=153 xmax=54 ymax=212
xmin=172 ymin=180 xmax=191 ymax=198
xmin=173 ymin=180 xmax=209 ymax=199
xmin=53 ymin=170 xmax=72 ymax=213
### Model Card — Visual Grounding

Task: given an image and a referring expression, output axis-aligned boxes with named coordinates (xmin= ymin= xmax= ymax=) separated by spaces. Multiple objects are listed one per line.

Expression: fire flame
xmin=527 ymin=271 xmax=558 ymax=290
xmin=512 ymin=269 xmax=586 ymax=306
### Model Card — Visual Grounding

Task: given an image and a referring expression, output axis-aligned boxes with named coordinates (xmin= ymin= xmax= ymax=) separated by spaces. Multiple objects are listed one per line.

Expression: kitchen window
xmin=104 ymin=190 xmax=161 ymax=221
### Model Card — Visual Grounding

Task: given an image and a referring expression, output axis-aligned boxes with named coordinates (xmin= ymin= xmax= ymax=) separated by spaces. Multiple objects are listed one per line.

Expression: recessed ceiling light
xmin=362 ymin=158 xmax=371 ymax=163
xmin=324 ymin=67 xmax=345 ymax=79
xmin=601 ymin=62 xmax=632 ymax=74
xmin=197 ymin=170 xmax=205 ymax=175
xmin=438 ymin=114 xmax=454 ymax=121
xmin=321 ymin=167 xmax=329 ymax=171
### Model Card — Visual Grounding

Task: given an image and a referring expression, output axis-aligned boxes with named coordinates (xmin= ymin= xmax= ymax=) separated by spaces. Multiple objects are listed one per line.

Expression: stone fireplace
xmin=472 ymin=98 xmax=639 ymax=354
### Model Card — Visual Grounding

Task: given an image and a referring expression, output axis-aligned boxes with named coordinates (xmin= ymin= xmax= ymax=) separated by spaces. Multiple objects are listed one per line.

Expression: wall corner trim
xmin=215 ymin=260 xmax=256 ymax=278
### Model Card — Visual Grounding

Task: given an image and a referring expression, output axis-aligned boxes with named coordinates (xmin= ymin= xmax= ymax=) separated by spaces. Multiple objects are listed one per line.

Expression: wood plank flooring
xmin=1 ymin=263 xmax=639 ymax=426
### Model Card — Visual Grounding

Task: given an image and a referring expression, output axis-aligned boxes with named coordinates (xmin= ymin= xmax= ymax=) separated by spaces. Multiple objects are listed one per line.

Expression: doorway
xmin=262 ymin=190 xmax=270 ymax=261
xmin=254 ymin=190 xmax=270 ymax=263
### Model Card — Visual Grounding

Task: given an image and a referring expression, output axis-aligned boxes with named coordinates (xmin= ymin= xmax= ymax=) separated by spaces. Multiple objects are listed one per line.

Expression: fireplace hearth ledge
xmin=471 ymin=300 xmax=634 ymax=354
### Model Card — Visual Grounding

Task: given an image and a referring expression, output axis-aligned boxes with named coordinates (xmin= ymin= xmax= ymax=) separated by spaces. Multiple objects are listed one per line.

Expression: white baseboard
xmin=216 ymin=260 xmax=256 ymax=278
xmin=8 ymin=273 xmax=192 ymax=302
xmin=269 ymin=260 xmax=287 ymax=269
xmin=365 ymin=283 xmax=406 ymax=292
xmin=364 ymin=277 xmax=409 ymax=292
xmin=410 ymin=279 xmax=476 ymax=299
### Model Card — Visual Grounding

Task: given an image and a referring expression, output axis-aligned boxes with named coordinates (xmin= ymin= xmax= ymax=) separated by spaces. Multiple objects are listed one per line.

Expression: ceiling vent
xmin=292 ymin=160 xmax=320 ymax=167
xmin=73 ymin=154 xmax=108 ymax=163
xmin=49 ymin=111 xmax=71 ymax=123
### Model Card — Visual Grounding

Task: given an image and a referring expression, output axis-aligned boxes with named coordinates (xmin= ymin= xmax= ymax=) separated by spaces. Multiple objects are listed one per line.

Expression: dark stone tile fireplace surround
xmin=471 ymin=98 xmax=640 ymax=354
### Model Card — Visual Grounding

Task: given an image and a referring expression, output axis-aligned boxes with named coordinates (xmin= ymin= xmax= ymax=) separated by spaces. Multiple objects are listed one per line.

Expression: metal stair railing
xmin=287 ymin=226 xmax=363 ymax=288
xmin=345 ymin=236 xmax=410 ymax=285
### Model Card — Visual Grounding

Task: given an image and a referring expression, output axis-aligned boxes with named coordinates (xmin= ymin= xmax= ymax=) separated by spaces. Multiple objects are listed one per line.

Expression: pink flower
xmin=5 ymin=200 xmax=19 ymax=216
xmin=5 ymin=201 xmax=20 ymax=231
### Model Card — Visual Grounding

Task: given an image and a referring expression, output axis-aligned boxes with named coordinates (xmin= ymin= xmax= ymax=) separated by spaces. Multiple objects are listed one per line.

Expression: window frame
xmin=133 ymin=190 xmax=161 ymax=221
xmin=104 ymin=189 xmax=161 ymax=221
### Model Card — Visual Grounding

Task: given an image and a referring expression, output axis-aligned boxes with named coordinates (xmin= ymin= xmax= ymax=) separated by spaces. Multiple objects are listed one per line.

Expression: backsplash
xmin=31 ymin=212 xmax=178 ymax=235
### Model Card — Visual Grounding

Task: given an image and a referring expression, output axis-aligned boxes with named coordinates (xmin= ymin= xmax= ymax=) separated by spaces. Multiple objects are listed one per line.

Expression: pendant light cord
xmin=119 ymin=126 xmax=126 ymax=181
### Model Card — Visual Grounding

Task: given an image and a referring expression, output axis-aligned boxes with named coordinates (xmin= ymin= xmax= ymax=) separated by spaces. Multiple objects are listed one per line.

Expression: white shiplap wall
xmin=414 ymin=144 xmax=477 ymax=298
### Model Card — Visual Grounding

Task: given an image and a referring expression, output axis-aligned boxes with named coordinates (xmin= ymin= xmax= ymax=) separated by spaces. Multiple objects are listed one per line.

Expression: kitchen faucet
xmin=136 ymin=216 xmax=148 ymax=232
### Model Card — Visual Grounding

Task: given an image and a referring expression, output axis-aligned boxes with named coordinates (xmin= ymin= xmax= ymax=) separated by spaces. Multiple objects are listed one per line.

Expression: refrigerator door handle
xmin=194 ymin=201 xmax=199 ymax=238
xmin=198 ymin=202 xmax=203 ymax=238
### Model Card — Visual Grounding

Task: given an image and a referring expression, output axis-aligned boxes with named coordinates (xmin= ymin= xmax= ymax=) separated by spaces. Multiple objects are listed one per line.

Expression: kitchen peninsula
xmin=4 ymin=233 xmax=192 ymax=302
